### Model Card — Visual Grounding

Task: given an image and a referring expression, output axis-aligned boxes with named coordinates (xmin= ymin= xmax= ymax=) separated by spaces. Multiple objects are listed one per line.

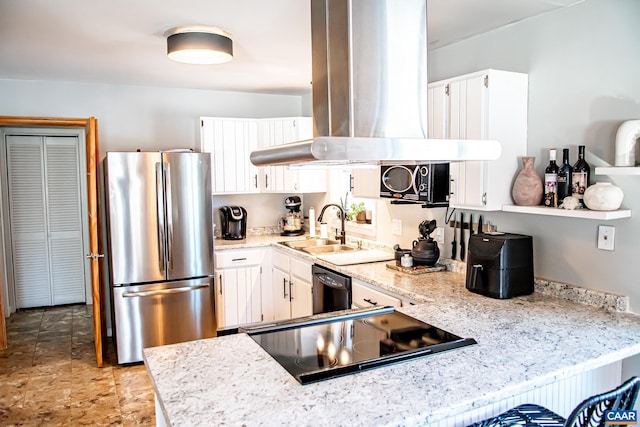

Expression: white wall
xmin=0 ymin=78 xmax=308 ymax=228
xmin=0 ymin=79 xmax=305 ymax=157
xmin=428 ymin=0 xmax=640 ymax=311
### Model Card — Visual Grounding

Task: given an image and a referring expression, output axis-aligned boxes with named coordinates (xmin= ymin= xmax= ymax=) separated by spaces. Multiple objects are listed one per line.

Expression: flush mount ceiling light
xmin=165 ymin=26 xmax=233 ymax=65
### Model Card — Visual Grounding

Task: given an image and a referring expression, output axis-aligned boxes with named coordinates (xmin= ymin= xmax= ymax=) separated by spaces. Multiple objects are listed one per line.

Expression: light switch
xmin=597 ymin=225 xmax=615 ymax=251
xmin=435 ymin=227 xmax=444 ymax=244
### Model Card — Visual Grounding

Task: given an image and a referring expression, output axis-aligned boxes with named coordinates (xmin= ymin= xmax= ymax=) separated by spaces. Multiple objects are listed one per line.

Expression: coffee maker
xmin=219 ymin=206 xmax=247 ymax=240
xmin=465 ymin=232 xmax=534 ymax=299
xmin=281 ymin=196 xmax=304 ymax=236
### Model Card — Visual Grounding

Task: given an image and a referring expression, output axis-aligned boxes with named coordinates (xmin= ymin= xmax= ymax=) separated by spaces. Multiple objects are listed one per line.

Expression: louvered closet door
xmin=6 ymin=136 xmax=51 ymax=308
xmin=44 ymin=137 xmax=85 ymax=305
xmin=6 ymin=135 xmax=86 ymax=308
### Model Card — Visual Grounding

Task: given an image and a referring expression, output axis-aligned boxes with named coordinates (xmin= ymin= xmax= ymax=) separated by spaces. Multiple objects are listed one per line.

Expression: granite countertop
xmin=144 ymin=235 xmax=640 ymax=426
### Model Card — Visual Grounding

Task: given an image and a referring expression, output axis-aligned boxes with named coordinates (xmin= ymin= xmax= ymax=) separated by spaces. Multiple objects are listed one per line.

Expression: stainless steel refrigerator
xmin=104 ymin=151 xmax=216 ymax=364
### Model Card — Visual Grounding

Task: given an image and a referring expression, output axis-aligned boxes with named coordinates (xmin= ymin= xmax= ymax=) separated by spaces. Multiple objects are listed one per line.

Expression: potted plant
xmin=350 ymin=201 xmax=366 ymax=223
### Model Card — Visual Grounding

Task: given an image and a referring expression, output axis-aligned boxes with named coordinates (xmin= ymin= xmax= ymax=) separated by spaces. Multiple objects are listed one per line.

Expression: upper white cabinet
xmin=258 ymin=117 xmax=327 ymax=194
xmin=350 ymin=166 xmax=380 ymax=199
xmin=201 ymin=118 xmax=260 ymax=194
xmin=201 ymin=116 xmax=326 ymax=195
xmin=428 ymin=69 xmax=528 ymax=211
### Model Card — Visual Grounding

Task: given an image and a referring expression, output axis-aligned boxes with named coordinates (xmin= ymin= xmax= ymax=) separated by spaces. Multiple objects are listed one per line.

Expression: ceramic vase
xmin=583 ymin=182 xmax=624 ymax=211
xmin=512 ymin=157 xmax=543 ymax=206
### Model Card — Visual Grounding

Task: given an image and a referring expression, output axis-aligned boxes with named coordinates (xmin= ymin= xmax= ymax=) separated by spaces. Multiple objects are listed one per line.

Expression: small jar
xmin=401 ymin=254 xmax=413 ymax=268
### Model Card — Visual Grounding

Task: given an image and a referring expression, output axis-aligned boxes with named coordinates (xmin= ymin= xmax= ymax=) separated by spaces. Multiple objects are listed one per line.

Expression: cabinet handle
xmin=363 ymin=298 xmax=378 ymax=306
xmin=254 ymin=174 xmax=258 ymax=188
xmin=283 ymin=278 xmax=288 ymax=298
xmin=289 ymin=280 xmax=293 ymax=302
xmin=219 ymin=274 xmax=223 ymax=295
xmin=349 ymin=174 xmax=354 ymax=192
xmin=265 ymin=174 xmax=269 ymax=188
xmin=231 ymin=257 xmax=247 ymax=262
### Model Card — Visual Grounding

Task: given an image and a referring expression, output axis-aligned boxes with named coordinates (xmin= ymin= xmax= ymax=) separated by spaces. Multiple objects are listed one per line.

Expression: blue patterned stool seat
xmin=469 ymin=404 xmax=565 ymax=426
xmin=468 ymin=376 xmax=640 ymax=427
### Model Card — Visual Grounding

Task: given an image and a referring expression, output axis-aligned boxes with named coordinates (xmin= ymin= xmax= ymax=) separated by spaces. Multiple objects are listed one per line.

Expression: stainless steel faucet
xmin=317 ymin=204 xmax=346 ymax=244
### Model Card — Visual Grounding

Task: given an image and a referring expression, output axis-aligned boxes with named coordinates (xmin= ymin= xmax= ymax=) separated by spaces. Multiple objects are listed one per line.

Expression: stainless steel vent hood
xmin=250 ymin=0 xmax=502 ymax=166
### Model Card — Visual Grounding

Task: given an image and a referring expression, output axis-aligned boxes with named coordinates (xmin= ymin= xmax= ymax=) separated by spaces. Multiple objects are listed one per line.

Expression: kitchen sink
xmin=279 ymin=239 xmax=341 ymax=250
xmin=302 ymin=245 xmax=358 ymax=255
xmin=278 ymin=239 xmax=359 ymax=255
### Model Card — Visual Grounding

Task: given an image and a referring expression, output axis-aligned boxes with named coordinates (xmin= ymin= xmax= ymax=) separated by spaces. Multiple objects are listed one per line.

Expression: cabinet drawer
xmin=271 ymin=249 xmax=290 ymax=272
xmin=352 ymin=281 xmax=401 ymax=308
xmin=290 ymin=257 xmax=311 ymax=280
xmin=215 ymin=249 xmax=263 ymax=268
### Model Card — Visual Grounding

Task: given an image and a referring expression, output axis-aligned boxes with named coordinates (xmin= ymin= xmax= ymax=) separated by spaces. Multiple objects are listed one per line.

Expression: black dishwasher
xmin=312 ymin=264 xmax=352 ymax=314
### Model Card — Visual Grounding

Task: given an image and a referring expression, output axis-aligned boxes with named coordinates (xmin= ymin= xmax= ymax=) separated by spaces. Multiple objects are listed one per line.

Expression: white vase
xmin=583 ymin=182 xmax=624 ymax=211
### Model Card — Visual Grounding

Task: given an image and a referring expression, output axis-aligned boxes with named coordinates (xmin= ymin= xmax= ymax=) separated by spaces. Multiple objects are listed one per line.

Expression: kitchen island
xmin=144 ymin=239 xmax=640 ymax=426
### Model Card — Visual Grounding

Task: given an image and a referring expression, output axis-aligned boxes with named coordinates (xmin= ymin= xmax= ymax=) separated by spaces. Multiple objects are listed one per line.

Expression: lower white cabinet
xmin=352 ymin=279 xmax=401 ymax=309
xmin=351 ymin=278 xmax=417 ymax=309
xmin=270 ymin=248 xmax=313 ymax=322
xmin=214 ymin=248 xmax=266 ymax=329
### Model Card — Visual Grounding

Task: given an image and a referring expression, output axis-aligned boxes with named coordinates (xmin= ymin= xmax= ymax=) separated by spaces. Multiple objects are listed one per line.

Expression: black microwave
xmin=380 ymin=163 xmax=450 ymax=207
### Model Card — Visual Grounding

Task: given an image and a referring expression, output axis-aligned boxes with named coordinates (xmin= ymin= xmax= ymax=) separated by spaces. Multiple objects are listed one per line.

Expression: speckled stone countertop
xmin=144 ymin=235 xmax=640 ymax=426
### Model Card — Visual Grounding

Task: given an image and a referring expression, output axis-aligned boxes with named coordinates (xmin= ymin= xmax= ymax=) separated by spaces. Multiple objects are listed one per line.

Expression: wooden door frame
xmin=0 ymin=116 xmax=103 ymax=367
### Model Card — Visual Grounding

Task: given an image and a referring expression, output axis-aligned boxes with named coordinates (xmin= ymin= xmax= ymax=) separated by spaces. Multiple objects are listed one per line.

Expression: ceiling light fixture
xmin=165 ymin=26 xmax=233 ymax=65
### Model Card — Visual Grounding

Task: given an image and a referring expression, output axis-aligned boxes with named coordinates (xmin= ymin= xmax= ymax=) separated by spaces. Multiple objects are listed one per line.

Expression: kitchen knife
xmin=451 ymin=218 xmax=457 ymax=260
xmin=459 ymin=212 xmax=465 ymax=261
xmin=469 ymin=213 xmax=474 ymax=234
xmin=478 ymin=215 xmax=484 ymax=234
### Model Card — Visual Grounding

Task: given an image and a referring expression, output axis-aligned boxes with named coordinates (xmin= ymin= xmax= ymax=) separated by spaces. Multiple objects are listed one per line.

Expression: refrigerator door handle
xmin=156 ymin=162 xmax=166 ymax=274
xmin=122 ymin=283 xmax=209 ymax=298
xmin=164 ymin=161 xmax=174 ymax=272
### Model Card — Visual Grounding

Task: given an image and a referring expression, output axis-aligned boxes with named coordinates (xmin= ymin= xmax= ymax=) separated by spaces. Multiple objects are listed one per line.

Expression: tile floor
xmin=0 ymin=304 xmax=155 ymax=426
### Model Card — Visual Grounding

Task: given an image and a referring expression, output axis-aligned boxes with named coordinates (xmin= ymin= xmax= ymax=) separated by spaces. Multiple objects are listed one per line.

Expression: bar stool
xmin=468 ymin=376 xmax=640 ymax=427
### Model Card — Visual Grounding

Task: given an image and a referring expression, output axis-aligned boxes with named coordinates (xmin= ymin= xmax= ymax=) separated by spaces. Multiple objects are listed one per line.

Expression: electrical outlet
xmin=391 ymin=219 xmax=402 ymax=236
xmin=435 ymin=227 xmax=444 ymax=244
xmin=597 ymin=225 xmax=615 ymax=251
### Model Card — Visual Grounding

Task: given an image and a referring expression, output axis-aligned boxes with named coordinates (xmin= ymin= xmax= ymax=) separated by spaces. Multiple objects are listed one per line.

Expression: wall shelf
xmin=595 ymin=166 xmax=640 ymax=175
xmin=502 ymin=204 xmax=631 ymax=220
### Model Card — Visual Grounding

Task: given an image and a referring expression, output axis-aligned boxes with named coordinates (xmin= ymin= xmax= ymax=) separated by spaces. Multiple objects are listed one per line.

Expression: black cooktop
xmin=246 ymin=307 xmax=477 ymax=385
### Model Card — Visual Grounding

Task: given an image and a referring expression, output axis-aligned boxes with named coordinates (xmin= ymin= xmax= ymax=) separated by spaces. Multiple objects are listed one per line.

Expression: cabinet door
xmin=216 ymin=269 xmax=238 ymax=328
xmin=351 ymin=167 xmax=380 ymax=198
xmin=200 ymin=118 xmax=258 ymax=195
xmin=272 ymin=267 xmax=291 ymax=321
xmin=290 ymin=277 xmax=313 ymax=319
xmin=235 ymin=265 xmax=262 ymax=325
xmin=428 ymin=83 xmax=448 ymax=139
xmin=216 ymin=265 xmax=262 ymax=328
xmin=447 ymin=75 xmax=488 ymax=209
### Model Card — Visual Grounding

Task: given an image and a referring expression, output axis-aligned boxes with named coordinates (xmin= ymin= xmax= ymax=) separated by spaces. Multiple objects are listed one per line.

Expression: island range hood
xmin=250 ymin=0 xmax=502 ymax=166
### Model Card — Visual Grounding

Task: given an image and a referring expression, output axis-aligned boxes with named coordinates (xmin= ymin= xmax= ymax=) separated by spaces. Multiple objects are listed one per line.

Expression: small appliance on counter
xmin=219 ymin=206 xmax=247 ymax=240
xmin=410 ymin=219 xmax=440 ymax=266
xmin=465 ymin=232 xmax=534 ymax=299
xmin=280 ymin=196 xmax=304 ymax=236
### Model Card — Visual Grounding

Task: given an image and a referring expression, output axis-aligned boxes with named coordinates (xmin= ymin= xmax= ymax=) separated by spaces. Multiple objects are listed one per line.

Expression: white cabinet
xmin=201 ymin=117 xmax=260 ymax=194
xmin=350 ymin=166 xmax=380 ymax=199
xmin=270 ymin=248 xmax=313 ymax=321
xmin=202 ymin=116 xmax=326 ymax=194
xmin=214 ymin=248 xmax=266 ymax=329
xmin=428 ymin=69 xmax=528 ymax=211
xmin=351 ymin=278 xmax=418 ymax=309
xmin=351 ymin=279 xmax=402 ymax=309
xmin=259 ymin=117 xmax=327 ymax=193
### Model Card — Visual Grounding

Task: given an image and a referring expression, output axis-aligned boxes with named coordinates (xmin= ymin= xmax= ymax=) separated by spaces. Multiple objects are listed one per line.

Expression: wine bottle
xmin=557 ymin=148 xmax=573 ymax=201
xmin=544 ymin=149 xmax=559 ymax=207
xmin=572 ymin=145 xmax=591 ymax=207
